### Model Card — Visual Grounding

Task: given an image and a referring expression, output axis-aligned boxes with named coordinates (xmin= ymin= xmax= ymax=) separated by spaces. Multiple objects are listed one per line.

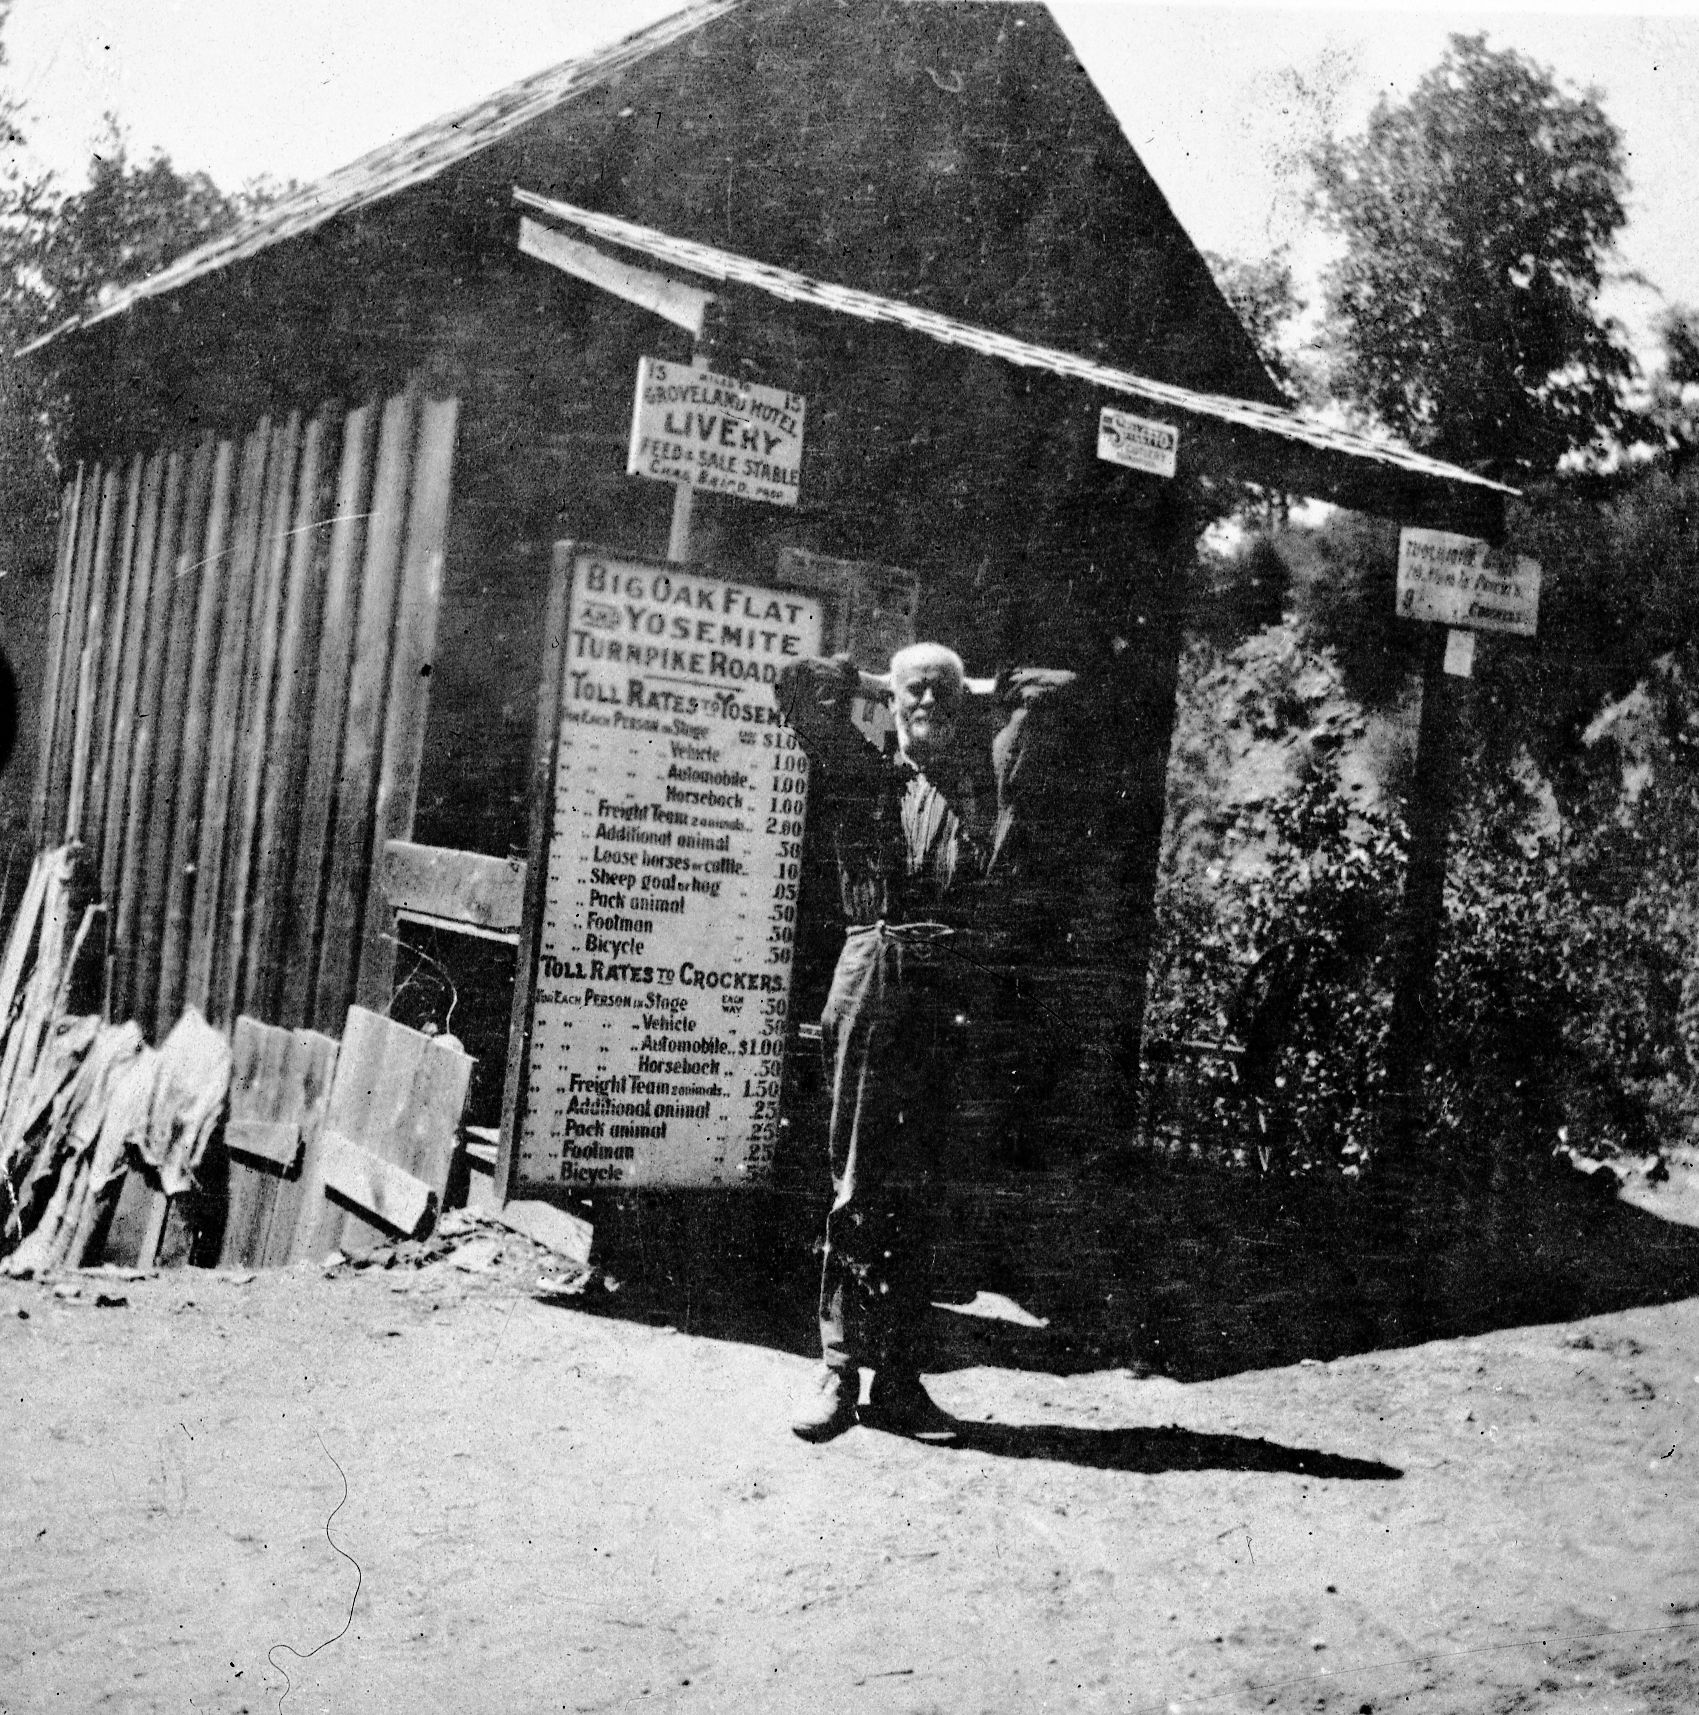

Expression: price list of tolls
xmin=516 ymin=555 xmax=823 ymax=1190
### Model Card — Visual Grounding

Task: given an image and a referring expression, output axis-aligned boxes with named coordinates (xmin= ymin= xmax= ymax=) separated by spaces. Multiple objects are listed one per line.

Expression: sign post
xmin=1385 ymin=624 xmax=1460 ymax=1126
xmin=627 ymin=355 xmax=807 ymax=563
xmin=1386 ymin=528 xmax=1542 ymax=1149
xmin=500 ymin=547 xmax=824 ymax=1194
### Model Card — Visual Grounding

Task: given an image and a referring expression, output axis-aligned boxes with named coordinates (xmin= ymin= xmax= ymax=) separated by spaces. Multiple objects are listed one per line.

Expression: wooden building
xmin=23 ymin=0 xmax=1510 ymax=1186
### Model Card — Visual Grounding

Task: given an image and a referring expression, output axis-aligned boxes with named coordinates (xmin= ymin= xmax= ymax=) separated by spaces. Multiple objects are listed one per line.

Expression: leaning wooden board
xmin=287 ymin=1006 xmax=472 ymax=1261
xmin=217 ymin=1016 xmax=340 ymax=1269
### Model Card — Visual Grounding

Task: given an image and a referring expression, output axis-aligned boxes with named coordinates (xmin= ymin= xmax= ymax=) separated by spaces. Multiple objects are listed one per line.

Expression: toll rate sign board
xmin=509 ymin=549 xmax=823 ymax=1192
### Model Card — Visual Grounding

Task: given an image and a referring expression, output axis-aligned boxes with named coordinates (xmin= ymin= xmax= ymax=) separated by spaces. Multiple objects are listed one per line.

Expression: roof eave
xmin=514 ymin=190 xmax=1517 ymax=538
xmin=18 ymin=0 xmax=747 ymax=359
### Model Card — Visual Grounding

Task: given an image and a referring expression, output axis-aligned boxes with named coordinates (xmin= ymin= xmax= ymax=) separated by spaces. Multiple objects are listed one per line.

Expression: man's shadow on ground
xmin=857 ymin=1414 xmax=1401 ymax=1480
xmin=913 ymin=1148 xmax=1699 ymax=1385
xmin=582 ymin=1143 xmax=1699 ymax=1393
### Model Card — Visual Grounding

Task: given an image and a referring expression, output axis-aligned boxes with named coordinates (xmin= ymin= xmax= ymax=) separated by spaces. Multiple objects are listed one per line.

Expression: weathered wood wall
xmin=32 ymin=386 xmax=459 ymax=1042
xmin=37 ymin=0 xmax=1267 ymax=1131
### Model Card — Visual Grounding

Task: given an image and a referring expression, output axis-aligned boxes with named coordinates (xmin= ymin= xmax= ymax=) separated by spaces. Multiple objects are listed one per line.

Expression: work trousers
xmin=816 ymin=922 xmax=965 ymax=1374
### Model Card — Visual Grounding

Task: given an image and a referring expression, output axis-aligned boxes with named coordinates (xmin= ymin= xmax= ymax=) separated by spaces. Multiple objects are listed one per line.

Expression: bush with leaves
xmin=1150 ymin=749 xmax=1403 ymax=1175
xmin=1550 ymin=654 xmax=1699 ymax=1148
xmin=1150 ymin=621 xmax=1687 ymax=1180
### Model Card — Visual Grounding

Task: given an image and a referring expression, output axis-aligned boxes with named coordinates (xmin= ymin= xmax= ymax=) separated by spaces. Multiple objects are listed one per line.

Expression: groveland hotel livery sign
xmin=627 ymin=357 xmax=806 ymax=508
xmin=513 ymin=553 xmax=824 ymax=1191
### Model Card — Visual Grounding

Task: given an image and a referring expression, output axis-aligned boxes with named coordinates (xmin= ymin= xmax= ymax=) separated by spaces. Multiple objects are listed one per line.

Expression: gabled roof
xmin=517 ymin=190 xmax=1517 ymax=530
xmin=26 ymin=0 xmax=1279 ymax=409
xmin=21 ymin=0 xmax=743 ymax=356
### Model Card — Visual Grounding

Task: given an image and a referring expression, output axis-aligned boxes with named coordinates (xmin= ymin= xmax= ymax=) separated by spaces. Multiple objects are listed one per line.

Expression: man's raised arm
xmin=774 ymin=654 xmax=888 ymax=781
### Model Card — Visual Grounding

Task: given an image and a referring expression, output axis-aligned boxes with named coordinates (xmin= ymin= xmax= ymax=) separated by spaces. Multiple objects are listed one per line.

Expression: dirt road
xmin=5 ymin=1167 xmax=1699 ymax=1715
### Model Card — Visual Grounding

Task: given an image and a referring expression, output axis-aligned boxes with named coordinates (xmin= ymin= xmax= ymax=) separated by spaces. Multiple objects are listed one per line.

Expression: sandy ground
xmin=5 ymin=1165 xmax=1699 ymax=1715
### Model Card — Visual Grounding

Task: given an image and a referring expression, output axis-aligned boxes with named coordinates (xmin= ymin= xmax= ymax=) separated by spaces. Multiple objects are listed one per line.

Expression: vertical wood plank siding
xmin=51 ymin=471 xmax=101 ymax=839
xmin=355 ymin=394 xmax=460 ymax=1013
xmin=83 ymin=455 xmax=145 ymax=855
xmin=131 ymin=438 xmax=216 ymax=1032
xmin=215 ymin=412 xmax=302 ymax=1027
xmin=98 ymin=453 xmax=165 ymax=907
xmin=30 ymin=468 xmax=84 ymax=849
xmin=183 ymin=424 xmax=273 ymax=1017
xmin=110 ymin=449 xmax=188 ymax=1018
xmin=280 ymin=402 xmax=376 ymax=1029
xmin=245 ymin=413 xmax=332 ymax=1024
xmin=155 ymin=435 xmax=239 ymax=1033
xmin=55 ymin=467 xmax=118 ymax=841
xmin=34 ymin=381 xmax=458 ymax=1050
xmin=310 ymin=391 xmax=418 ymax=1028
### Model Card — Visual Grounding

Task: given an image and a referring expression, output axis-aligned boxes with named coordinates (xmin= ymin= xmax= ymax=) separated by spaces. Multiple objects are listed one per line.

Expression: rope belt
xmin=843 ymin=919 xmax=967 ymax=970
xmin=844 ymin=919 xmax=959 ymax=940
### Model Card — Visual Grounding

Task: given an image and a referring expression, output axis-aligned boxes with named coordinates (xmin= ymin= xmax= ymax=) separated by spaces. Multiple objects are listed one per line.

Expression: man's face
xmin=892 ymin=661 xmax=962 ymax=765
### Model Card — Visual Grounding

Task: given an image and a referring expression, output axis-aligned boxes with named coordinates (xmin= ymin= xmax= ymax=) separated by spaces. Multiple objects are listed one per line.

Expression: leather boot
xmin=863 ymin=1368 xmax=951 ymax=1437
xmin=790 ymin=1366 xmax=860 ymax=1442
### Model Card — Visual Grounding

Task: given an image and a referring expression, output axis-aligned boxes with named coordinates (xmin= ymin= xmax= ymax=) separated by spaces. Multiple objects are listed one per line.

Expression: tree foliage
xmin=1150 ymin=628 xmax=1678 ymax=1181
xmin=1660 ymin=305 xmax=1699 ymax=391
xmin=1204 ymin=248 xmax=1305 ymax=401
xmin=1312 ymin=33 xmax=1641 ymax=480
xmin=0 ymin=1 xmax=261 ymax=572
xmin=27 ymin=129 xmax=263 ymax=334
xmin=1644 ymin=303 xmax=1699 ymax=462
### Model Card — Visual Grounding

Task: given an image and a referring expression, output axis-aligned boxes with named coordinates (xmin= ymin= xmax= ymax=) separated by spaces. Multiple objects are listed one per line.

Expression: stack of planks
xmin=216 ymin=1006 xmax=472 ymax=1268
xmin=0 ymin=851 xmax=474 ymax=1272
xmin=32 ymin=385 xmax=459 ymax=1046
xmin=0 ymin=846 xmax=231 ymax=1271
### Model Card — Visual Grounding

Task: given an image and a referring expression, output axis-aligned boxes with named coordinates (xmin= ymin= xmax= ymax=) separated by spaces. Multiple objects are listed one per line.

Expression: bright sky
xmin=6 ymin=1 xmax=1698 ymax=352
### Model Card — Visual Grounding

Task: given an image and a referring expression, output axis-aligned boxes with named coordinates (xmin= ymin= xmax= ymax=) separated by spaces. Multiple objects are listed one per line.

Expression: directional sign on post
xmin=1397 ymin=528 xmax=1541 ymax=637
xmin=628 ymin=356 xmax=806 ymax=508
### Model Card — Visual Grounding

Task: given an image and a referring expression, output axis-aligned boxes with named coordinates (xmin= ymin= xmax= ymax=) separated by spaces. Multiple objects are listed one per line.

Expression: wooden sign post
xmin=496 ymin=545 xmax=824 ymax=1199
xmin=626 ymin=354 xmax=807 ymax=567
xmin=1386 ymin=528 xmax=1542 ymax=1145
xmin=1385 ymin=624 xmax=1459 ymax=1121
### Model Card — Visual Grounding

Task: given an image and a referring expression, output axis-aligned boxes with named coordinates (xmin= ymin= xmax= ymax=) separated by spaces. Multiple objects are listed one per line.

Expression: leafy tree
xmin=1312 ymin=33 xmax=1642 ymax=480
xmin=4 ymin=124 xmax=273 ymax=564
xmin=1204 ymin=247 xmax=1305 ymax=401
xmin=1151 ymin=643 xmax=1673 ymax=1180
xmin=1661 ymin=305 xmax=1699 ymax=390
xmin=0 ymin=8 xmax=265 ymax=572
xmin=31 ymin=125 xmax=267 ymax=331
xmin=1645 ymin=303 xmax=1699 ymax=462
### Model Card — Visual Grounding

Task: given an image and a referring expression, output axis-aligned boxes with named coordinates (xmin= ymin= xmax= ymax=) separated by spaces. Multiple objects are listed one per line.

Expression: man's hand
xmin=775 ymin=654 xmax=862 ymax=726
xmin=995 ymin=667 xmax=1078 ymax=708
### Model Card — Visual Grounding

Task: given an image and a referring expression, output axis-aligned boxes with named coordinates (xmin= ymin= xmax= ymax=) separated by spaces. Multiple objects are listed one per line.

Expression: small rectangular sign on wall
xmin=1097 ymin=406 xmax=1179 ymax=479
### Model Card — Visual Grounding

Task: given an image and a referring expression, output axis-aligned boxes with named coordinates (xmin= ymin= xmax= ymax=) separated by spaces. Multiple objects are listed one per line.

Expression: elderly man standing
xmin=776 ymin=642 xmax=1076 ymax=1442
